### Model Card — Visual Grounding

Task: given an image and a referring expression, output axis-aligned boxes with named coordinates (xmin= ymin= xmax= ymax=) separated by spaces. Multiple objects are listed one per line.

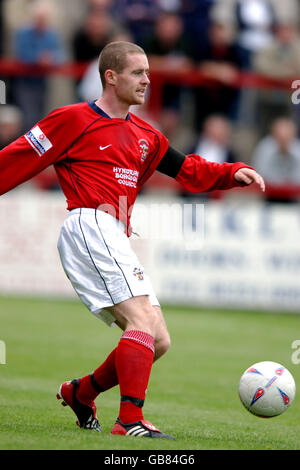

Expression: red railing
xmin=0 ymin=58 xmax=295 ymax=118
xmin=0 ymin=59 xmax=293 ymax=84
xmin=0 ymin=59 xmax=88 ymax=78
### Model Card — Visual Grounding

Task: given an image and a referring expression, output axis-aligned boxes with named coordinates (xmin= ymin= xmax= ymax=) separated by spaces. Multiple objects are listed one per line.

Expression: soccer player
xmin=0 ymin=41 xmax=265 ymax=439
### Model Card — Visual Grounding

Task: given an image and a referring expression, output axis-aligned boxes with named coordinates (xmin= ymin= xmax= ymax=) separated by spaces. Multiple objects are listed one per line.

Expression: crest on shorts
xmin=138 ymin=139 xmax=149 ymax=162
xmin=133 ymin=267 xmax=144 ymax=280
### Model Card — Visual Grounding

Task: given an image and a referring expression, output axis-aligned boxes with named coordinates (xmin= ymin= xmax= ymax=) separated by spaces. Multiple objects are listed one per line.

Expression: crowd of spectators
xmin=0 ymin=0 xmax=300 ymax=200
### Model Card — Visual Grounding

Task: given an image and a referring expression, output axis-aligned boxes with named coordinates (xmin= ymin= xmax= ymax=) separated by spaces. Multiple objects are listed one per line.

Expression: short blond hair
xmin=99 ymin=41 xmax=146 ymax=88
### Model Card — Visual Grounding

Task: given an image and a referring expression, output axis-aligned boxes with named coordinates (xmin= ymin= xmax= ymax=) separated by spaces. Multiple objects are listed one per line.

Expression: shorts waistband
xmin=68 ymin=208 xmax=126 ymax=231
xmin=69 ymin=208 xmax=96 ymax=216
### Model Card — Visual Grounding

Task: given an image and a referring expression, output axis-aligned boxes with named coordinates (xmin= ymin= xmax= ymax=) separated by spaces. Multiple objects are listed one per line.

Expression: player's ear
xmin=105 ymin=69 xmax=117 ymax=86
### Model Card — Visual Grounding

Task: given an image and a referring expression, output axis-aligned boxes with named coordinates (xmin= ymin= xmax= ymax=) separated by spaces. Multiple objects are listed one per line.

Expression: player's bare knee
xmin=154 ymin=332 xmax=171 ymax=361
xmin=108 ymin=296 xmax=158 ymax=335
xmin=136 ymin=304 xmax=158 ymax=334
xmin=124 ymin=304 xmax=159 ymax=336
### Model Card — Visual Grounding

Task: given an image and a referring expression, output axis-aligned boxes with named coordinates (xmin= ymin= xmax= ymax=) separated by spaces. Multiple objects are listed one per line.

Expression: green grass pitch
xmin=0 ymin=295 xmax=300 ymax=450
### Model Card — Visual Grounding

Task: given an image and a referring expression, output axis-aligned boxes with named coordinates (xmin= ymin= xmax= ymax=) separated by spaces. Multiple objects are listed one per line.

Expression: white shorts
xmin=57 ymin=208 xmax=159 ymax=326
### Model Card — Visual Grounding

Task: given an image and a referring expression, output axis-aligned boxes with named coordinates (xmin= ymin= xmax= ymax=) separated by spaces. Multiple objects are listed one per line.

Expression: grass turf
xmin=0 ymin=296 xmax=299 ymax=450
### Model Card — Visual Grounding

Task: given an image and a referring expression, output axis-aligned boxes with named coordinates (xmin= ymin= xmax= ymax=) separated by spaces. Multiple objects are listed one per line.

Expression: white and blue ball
xmin=239 ymin=361 xmax=296 ymax=417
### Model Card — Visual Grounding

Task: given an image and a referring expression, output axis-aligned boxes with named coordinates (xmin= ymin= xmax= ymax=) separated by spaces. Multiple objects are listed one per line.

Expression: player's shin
xmin=115 ymin=330 xmax=154 ymax=423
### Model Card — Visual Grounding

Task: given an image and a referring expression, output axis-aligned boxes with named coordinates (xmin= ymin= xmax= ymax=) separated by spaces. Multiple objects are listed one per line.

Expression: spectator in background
xmin=72 ymin=9 xmax=116 ymax=63
xmin=234 ymin=0 xmax=276 ymax=69
xmin=0 ymin=105 xmax=23 ymax=150
xmin=72 ymin=8 xmax=119 ymax=100
xmin=194 ymin=21 xmax=243 ymax=129
xmin=193 ymin=115 xmax=237 ymax=164
xmin=13 ymin=0 xmax=66 ymax=132
xmin=111 ymin=0 xmax=160 ymax=44
xmin=254 ymin=22 xmax=300 ymax=79
xmin=211 ymin=0 xmax=276 ymax=70
xmin=142 ymin=11 xmax=194 ymax=75
xmin=252 ymin=22 xmax=300 ymax=133
xmin=165 ymin=0 xmax=216 ymax=47
xmin=142 ymin=12 xmax=194 ymax=138
xmin=252 ymin=117 xmax=300 ymax=202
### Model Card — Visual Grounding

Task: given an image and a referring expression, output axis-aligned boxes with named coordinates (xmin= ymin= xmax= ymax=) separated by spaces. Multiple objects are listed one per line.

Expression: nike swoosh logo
xmin=99 ymin=144 xmax=112 ymax=150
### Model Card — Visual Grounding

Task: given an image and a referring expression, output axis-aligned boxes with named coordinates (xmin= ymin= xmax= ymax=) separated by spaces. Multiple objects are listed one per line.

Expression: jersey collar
xmin=88 ymin=100 xmax=130 ymax=121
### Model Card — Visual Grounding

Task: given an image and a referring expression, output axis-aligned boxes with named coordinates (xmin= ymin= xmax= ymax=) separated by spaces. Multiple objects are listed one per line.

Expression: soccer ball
xmin=238 ymin=361 xmax=296 ymax=417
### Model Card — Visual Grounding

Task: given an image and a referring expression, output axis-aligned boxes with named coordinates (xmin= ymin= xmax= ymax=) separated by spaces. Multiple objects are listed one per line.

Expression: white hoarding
xmin=131 ymin=197 xmax=300 ymax=312
xmin=0 ymin=192 xmax=299 ymax=312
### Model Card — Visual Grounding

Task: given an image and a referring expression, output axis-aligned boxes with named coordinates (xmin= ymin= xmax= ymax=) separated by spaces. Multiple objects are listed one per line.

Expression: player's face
xmin=114 ymin=53 xmax=150 ymax=106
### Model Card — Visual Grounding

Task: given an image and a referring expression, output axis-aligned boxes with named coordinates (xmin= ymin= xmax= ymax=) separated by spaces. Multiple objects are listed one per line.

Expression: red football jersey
xmin=0 ymin=101 xmax=169 ymax=231
xmin=0 ymin=100 xmax=250 ymax=233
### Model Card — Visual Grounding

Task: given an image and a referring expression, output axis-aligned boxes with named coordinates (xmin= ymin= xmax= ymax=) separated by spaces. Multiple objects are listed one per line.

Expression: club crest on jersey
xmin=25 ymin=125 xmax=53 ymax=157
xmin=138 ymin=139 xmax=149 ymax=162
xmin=133 ymin=267 xmax=144 ymax=280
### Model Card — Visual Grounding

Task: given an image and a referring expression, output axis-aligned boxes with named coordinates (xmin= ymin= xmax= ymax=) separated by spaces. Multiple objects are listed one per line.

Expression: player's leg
xmin=56 ymin=297 xmax=171 ymax=432
xmin=60 ymin=296 xmax=173 ymax=437
xmin=104 ymin=295 xmax=174 ymax=438
xmin=68 ymin=295 xmax=157 ymax=409
xmin=112 ymin=304 xmax=170 ymax=361
xmin=74 ymin=303 xmax=169 ymax=406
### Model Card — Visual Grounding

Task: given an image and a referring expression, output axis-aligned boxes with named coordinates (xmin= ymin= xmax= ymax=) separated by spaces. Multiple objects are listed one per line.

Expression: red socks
xmin=77 ymin=330 xmax=155 ymax=424
xmin=115 ymin=330 xmax=154 ymax=423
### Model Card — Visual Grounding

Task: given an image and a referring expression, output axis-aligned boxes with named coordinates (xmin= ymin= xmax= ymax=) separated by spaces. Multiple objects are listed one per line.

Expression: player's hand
xmin=234 ymin=167 xmax=265 ymax=192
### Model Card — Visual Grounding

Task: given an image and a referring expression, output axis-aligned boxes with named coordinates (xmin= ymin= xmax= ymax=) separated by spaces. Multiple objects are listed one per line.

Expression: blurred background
xmin=0 ymin=0 xmax=300 ymax=313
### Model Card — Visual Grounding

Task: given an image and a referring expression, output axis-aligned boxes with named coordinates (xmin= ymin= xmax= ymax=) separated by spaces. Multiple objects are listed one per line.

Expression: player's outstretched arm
xmin=234 ymin=167 xmax=265 ymax=192
xmin=157 ymin=146 xmax=263 ymax=193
